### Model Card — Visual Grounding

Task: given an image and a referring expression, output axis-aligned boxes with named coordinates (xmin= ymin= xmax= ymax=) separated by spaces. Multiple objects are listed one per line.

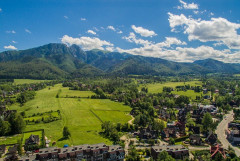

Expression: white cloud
xmin=12 ymin=41 xmax=17 ymax=44
xmin=0 ymin=8 xmax=2 ymax=12
xmin=106 ymin=47 xmax=114 ymax=52
xmin=117 ymin=44 xmax=240 ymax=63
xmin=61 ymin=35 xmax=113 ymax=50
xmin=6 ymin=30 xmax=16 ymax=34
xmin=122 ymin=32 xmax=152 ymax=46
xmin=4 ymin=45 xmax=17 ymax=50
xmin=81 ymin=18 xmax=86 ymax=21
xmin=210 ymin=12 xmax=214 ymax=16
xmin=25 ymin=29 xmax=31 ymax=34
xmin=64 ymin=16 xmax=69 ymax=19
xmin=87 ymin=30 xmax=96 ymax=35
xmin=177 ymin=0 xmax=199 ymax=10
xmin=131 ymin=25 xmax=157 ymax=37
xmin=107 ymin=26 xmax=116 ymax=31
xmin=168 ymin=12 xmax=240 ymax=49
xmin=117 ymin=30 xmax=123 ymax=34
xmin=123 ymin=32 xmax=186 ymax=48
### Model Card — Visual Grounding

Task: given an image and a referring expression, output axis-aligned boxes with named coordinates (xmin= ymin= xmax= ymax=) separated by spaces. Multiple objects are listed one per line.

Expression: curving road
xmin=215 ymin=110 xmax=240 ymax=157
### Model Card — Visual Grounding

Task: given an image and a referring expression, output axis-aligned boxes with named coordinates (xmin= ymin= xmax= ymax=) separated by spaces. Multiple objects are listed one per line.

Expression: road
xmin=215 ymin=110 xmax=240 ymax=157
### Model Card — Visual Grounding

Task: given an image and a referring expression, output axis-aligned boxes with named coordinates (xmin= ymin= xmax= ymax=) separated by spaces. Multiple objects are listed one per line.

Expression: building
xmin=0 ymin=144 xmax=6 ymax=156
xmin=33 ymin=143 xmax=124 ymax=161
xmin=189 ymin=134 xmax=202 ymax=145
xmin=25 ymin=134 xmax=40 ymax=146
xmin=227 ymin=129 xmax=240 ymax=145
xmin=151 ymin=145 xmax=189 ymax=160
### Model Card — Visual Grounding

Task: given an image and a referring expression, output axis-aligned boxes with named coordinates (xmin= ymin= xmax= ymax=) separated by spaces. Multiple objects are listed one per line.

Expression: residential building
xmin=151 ymin=145 xmax=189 ymax=160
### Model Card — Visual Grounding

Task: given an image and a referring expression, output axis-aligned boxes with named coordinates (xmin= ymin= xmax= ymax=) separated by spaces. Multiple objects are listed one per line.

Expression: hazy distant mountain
xmin=0 ymin=43 xmax=239 ymax=79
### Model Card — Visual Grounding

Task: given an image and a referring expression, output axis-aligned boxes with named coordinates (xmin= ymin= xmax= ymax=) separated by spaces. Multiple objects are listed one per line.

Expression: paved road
xmin=215 ymin=110 xmax=240 ymax=157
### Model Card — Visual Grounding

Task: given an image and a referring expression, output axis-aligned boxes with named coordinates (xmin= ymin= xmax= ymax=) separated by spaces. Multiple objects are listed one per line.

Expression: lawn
xmin=139 ymin=81 xmax=202 ymax=93
xmin=172 ymin=90 xmax=205 ymax=100
xmin=59 ymin=87 xmax=95 ymax=97
xmin=0 ymin=134 xmax=22 ymax=145
xmin=14 ymin=79 xmax=49 ymax=85
xmin=9 ymin=84 xmax=132 ymax=147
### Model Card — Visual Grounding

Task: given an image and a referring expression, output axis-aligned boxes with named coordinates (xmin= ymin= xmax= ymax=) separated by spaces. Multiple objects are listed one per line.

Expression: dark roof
xmin=25 ymin=134 xmax=40 ymax=145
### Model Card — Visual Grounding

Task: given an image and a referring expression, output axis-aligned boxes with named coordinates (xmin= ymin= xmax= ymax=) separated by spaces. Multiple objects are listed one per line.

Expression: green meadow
xmin=8 ymin=84 xmax=131 ymax=147
xmin=139 ymin=81 xmax=202 ymax=93
xmin=14 ymin=79 xmax=49 ymax=85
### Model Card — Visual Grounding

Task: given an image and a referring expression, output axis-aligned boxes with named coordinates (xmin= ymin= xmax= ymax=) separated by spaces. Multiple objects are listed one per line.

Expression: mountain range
xmin=0 ymin=43 xmax=239 ymax=79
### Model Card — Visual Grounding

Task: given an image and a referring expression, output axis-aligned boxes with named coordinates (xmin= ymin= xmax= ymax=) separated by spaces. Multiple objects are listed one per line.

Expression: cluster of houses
xmin=0 ymin=105 xmax=16 ymax=120
xmin=20 ymin=143 xmax=124 ymax=161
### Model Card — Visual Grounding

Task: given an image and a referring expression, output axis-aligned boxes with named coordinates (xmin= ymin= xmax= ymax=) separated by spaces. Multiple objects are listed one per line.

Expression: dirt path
xmin=128 ymin=115 xmax=134 ymax=125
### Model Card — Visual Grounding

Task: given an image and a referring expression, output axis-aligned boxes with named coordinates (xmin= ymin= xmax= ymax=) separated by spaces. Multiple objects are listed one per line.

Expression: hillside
xmin=0 ymin=43 xmax=240 ymax=79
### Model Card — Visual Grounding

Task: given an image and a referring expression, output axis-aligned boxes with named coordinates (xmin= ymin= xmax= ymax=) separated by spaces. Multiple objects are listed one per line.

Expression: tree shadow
xmin=58 ymin=137 xmax=68 ymax=141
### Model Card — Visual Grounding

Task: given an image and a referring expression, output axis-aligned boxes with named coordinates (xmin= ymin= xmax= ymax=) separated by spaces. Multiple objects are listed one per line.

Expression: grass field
xmin=14 ymin=79 xmax=49 ymax=85
xmin=9 ymin=84 xmax=131 ymax=147
xmin=172 ymin=90 xmax=205 ymax=100
xmin=60 ymin=87 xmax=95 ymax=97
xmin=139 ymin=81 xmax=202 ymax=93
xmin=0 ymin=134 xmax=22 ymax=145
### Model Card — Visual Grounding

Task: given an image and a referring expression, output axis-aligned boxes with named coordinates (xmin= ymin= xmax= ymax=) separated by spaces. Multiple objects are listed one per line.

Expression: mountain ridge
xmin=0 ymin=43 xmax=239 ymax=79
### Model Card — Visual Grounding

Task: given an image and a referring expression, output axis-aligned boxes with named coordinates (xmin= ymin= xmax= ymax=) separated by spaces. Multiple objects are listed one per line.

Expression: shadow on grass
xmin=58 ymin=137 xmax=68 ymax=141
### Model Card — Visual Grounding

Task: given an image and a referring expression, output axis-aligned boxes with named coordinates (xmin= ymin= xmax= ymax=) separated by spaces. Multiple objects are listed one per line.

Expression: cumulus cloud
xmin=12 ymin=41 xmax=17 ymax=43
xmin=4 ymin=45 xmax=17 ymax=50
xmin=117 ymin=43 xmax=240 ymax=63
xmin=123 ymin=32 xmax=186 ymax=48
xmin=6 ymin=30 xmax=16 ymax=34
xmin=81 ymin=18 xmax=86 ymax=21
xmin=106 ymin=47 xmax=114 ymax=52
xmin=25 ymin=29 xmax=31 ymax=34
xmin=107 ymin=26 xmax=116 ymax=31
xmin=87 ymin=30 xmax=96 ymax=35
xmin=122 ymin=32 xmax=152 ymax=46
xmin=117 ymin=30 xmax=123 ymax=34
xmin=61 ymin=35 xmax=113 ymax=50
xmin=177 ymin=0 xmax=198 ymax=10
xmin=168 ymin=12 xmax=240 ymax=49
xmin=64 ymin=16 xmax=69 ymax=19
xmin=131 ymin=25 xmax=157 ymax=37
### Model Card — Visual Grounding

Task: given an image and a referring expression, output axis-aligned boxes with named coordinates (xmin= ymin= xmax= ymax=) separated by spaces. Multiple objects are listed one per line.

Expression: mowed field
xmin=139 ymin=81 xmax=208 ymax=100
xmin=14 ymin=79 xmax=49 ymax=85
xmin=139 ymin=81 xmax=202 ymax=93
xmin=9 ymin=84 xmax=131 ymax=147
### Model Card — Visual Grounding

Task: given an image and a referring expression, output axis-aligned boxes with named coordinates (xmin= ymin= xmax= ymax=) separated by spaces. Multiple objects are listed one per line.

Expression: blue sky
xmin=1 ymin=0 xmax=240 ymax=63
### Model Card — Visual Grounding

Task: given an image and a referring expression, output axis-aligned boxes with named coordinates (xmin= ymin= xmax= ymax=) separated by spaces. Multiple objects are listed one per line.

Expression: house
xmin=176 ymin=121 xmax=186 ymax=135
xmin=0 ymin=144 xmax=6 ymax=156
xmin=139 ymin=126 xmax=157 ymax=140
xmin=203 ymin=89 xmax=208 ymax=94
xmin=189 ymin=134 xmax=202 ymax=145
xmin=25 ymin=134 xmax=40 ymax=145
xmin=158 ymin=108 xmax=170 ymax=121
xmin=162 ymin=127 xmax=178 ymax=139
xmin=151 ymin=145 xmax=189 ymax=160
xmin=227 ymin=129 xmax=240 ymax=145
xmin=205 ymin=131 xmax=218 ymax=145
xmin=228 ymin=122 xmax=240 ymax=130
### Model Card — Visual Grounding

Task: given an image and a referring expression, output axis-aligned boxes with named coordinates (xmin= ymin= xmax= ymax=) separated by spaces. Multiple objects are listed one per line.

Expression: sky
xmin=0 ymin=0 xmax=240 ymax=63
